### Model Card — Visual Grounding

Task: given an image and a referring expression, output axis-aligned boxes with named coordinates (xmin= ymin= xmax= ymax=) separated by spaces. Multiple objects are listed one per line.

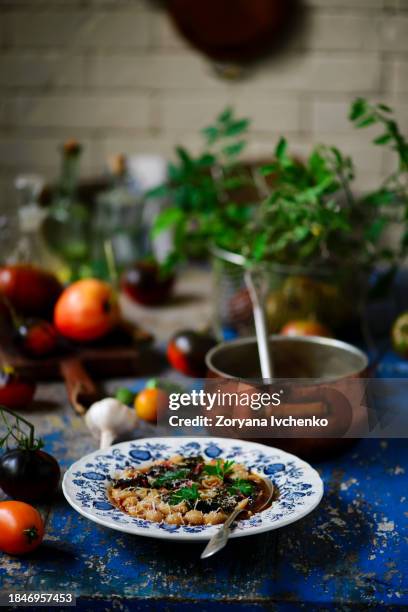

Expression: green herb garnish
xmin=228 ymin=479 xmax=255 ymax=497
xmin=152 ymin=469 xmax=190 ymax=488
xmin=203 ymin=459 xmax=235 ymax=480
xmin=169 ymin=484 xmax=200 ymax=506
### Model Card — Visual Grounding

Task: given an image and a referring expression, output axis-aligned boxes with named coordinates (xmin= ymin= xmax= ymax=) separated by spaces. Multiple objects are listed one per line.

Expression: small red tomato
xmin=0 ymin=366 xmax=36 ymax=409
xmin=0 ymin=501 xmax=44 ymax=555
xmin=167 ymin=330 xmax=216 ymax=377
xmin=121 ymin=260 xmax=175 ymax=306
xmin=280 ymin=320 xmax=332 ymax=338
xmin=17 ymin=319 xmax=58 ymax=358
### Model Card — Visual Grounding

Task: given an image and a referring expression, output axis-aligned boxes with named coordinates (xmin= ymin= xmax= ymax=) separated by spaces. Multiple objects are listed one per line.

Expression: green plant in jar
xmin=249 ymin=100 xmax=408 ymax=273
xmin=248 ymin=100 xmax=408 ymax=329
xmin=151 ymin=99 xmax=408 ymax=332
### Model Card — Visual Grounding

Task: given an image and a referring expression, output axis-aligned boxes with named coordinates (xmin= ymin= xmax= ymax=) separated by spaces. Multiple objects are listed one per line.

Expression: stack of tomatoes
xmin=0 ymin=265 xmax=121 ymax=410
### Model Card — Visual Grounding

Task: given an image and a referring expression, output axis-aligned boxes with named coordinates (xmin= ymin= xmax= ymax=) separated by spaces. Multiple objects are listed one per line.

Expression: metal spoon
xmin=200 ymin=476 xmax=274 ymax=560
xmin=244 ymin=269 xmax=274 ymax=381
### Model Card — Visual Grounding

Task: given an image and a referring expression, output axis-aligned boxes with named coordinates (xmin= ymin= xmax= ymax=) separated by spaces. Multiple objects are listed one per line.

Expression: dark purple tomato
xmin=121 ymin=261 xmax=174 ymax=306
xmin=0 ymin=449 xmax=61 ymax=502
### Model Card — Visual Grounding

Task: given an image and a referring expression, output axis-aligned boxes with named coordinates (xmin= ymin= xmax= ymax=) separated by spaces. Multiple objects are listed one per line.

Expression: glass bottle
xmin=11 ymin=174 xmax=46 ymax=265
xmin=42 ymin=140 xmax=90 ymax=281
xmin=92 ymin=154 xmax=145 ymax=279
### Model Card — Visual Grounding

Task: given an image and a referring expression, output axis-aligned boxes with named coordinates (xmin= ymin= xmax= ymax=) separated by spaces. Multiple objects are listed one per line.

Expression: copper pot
xmin=205 ymin=335 xmax=368 ymax=460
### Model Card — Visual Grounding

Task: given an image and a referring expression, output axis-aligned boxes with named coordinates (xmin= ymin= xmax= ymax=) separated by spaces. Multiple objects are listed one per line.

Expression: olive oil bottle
xmin=42 ymin=140 xmax=90 ymax=282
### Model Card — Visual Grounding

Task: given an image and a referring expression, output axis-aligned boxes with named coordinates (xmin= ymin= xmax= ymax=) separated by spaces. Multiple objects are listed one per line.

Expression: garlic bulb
xmin=85 ymin=398 xmax=138 ymax=449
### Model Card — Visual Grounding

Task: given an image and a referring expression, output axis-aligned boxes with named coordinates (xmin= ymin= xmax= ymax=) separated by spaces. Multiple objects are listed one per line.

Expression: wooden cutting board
xmin=0 ymin=323 xmax=154 ymax=415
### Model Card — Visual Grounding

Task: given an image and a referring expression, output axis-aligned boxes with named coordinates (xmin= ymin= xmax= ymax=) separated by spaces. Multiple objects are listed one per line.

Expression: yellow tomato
xmin=134 ymin=388 xmax=168 ymax=423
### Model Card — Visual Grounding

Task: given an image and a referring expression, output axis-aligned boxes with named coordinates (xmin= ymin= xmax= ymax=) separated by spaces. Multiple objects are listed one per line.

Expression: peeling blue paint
xmin=0 ymin=387 xmax=406 ymax=609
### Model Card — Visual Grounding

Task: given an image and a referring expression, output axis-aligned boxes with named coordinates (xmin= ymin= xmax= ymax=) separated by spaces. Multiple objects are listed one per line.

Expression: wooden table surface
xmin=0 ymin=268 xmax=407 ymax=610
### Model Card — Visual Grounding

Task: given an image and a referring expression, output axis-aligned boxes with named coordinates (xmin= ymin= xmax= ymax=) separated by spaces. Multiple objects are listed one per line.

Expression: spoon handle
xmin=244 ymin=269 xmax=274 ymax=380
xmin=200 ymin=503 xmax=246 ymax=560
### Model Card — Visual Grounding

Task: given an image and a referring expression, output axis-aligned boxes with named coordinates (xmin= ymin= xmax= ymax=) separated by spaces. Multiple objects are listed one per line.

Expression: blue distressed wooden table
xmin=0 ymin=358 xmax=407 ymax=611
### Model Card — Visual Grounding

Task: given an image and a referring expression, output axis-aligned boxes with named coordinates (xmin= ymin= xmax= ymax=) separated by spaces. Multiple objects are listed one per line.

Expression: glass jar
xmin=211 ymin=245 xmax=368 ymax=340
xmin=91 ymin=155 xmax=145 ymax=278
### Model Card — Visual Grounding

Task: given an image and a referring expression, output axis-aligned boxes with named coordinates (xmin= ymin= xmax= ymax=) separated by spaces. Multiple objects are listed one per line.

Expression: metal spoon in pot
xmin=200 ymin=476 xmax=274 ymax=560
xmin=244 ymin=269 xmax=274 ymax=381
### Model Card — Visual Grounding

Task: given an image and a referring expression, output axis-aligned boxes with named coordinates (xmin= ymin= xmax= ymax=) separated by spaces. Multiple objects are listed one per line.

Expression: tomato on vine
xmin=0 ymin=406 xmax=60 ymax=502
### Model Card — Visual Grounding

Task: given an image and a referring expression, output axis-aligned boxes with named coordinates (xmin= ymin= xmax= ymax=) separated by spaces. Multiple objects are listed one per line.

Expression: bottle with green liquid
xmin=42 ymin=140 xmax=90 ymax=282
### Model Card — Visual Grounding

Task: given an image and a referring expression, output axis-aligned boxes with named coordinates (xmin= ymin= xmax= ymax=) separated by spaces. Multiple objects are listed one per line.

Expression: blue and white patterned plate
xmin=62 ymin=437 xmax=323 ymax=542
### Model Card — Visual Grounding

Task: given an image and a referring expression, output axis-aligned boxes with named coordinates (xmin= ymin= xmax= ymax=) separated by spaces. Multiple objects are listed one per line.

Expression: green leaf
xmin=218 ymin=107 xmax=233 ymax=123
xmin=356 ymin=116 xmax=376 ymax=128
xmin=222 ymin=140 xmax=246 ymax=158
xmin=275 ymin=137 xmax=287 ymax=161
xmin=293 ymin=226 xmax=310 ymax=242
xmin=169 ymin=484 xmax=200 ymax=506
xmin=197 ymin=153 xmax=216 ymax=167
xmin=203 ymin=459 xmax=235 ymax=479
xmin=146 ymin=184 xmax=170 ymax=199
xmin=152 ymin=469 xmax=190 ymax=488
xmin=378 ymin=103 xmax=392 ymax=113
xmin=365 ymin=218 xmax=387 ymax=243
xmin=225 ymin=119 xmax=250 ymax=138
xmin=176 ymin=146 xmax=193 ymax=168
xmin=152 ymin=207 xmax=184 ymax=236
xmin=202 ymin=126 xmax=219 ymax=144
xmin=222 ymin=176 xmax=246 ymax=190
xmin=252 ymin=233 xmax=268 ymax=260
xmin=364 ymin=190 xmax=396 ymax=206
xmin=373 ymin=133 xmax=392 ymax=145
xmin=228 ymin=479 xmax=255 ymax=497
xmin=260 ymin=163 xmax=278 ymax=176
xmin=349 ymin=98 xmax=368 ymax=121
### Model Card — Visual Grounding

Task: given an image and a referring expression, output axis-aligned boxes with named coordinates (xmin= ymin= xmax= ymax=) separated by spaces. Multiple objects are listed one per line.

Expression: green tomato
xmin=115 ymin=387 xmax=135 ymax=405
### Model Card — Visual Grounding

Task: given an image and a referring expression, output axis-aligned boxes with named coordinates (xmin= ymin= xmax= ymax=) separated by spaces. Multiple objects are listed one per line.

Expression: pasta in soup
xmin=109 ymin=455 xmax=273 ymax=526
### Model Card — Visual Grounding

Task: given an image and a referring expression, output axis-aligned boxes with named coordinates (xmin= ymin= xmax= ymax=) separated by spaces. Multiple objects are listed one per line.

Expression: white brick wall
xmin=0 ymin=0 xmax=407 ymax=216
xmin=6 ymin=9 xmax=151 ymax=49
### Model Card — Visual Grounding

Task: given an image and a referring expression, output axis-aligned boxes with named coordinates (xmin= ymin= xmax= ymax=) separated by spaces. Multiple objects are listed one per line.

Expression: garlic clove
xmin=85 ymin=397 xmax=138 ymax=448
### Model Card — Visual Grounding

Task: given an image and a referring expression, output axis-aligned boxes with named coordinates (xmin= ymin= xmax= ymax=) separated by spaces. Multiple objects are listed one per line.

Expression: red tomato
xmin=167 ymin=330 xmax=216 ymax=377
xmin=280 ymin=320 xmax=332 ymax=338
xmin=0 ymin=366 xmax=36 ymax=409
xmin=17 ymin=319 xmax=58 ymax=358
xmin=0 ymin=265 xmax=62 ymax=318
xmin=0 ymin=501 xmax=44 ymax=555
xmin=54 ymin=279 xmax=119 ymax=342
